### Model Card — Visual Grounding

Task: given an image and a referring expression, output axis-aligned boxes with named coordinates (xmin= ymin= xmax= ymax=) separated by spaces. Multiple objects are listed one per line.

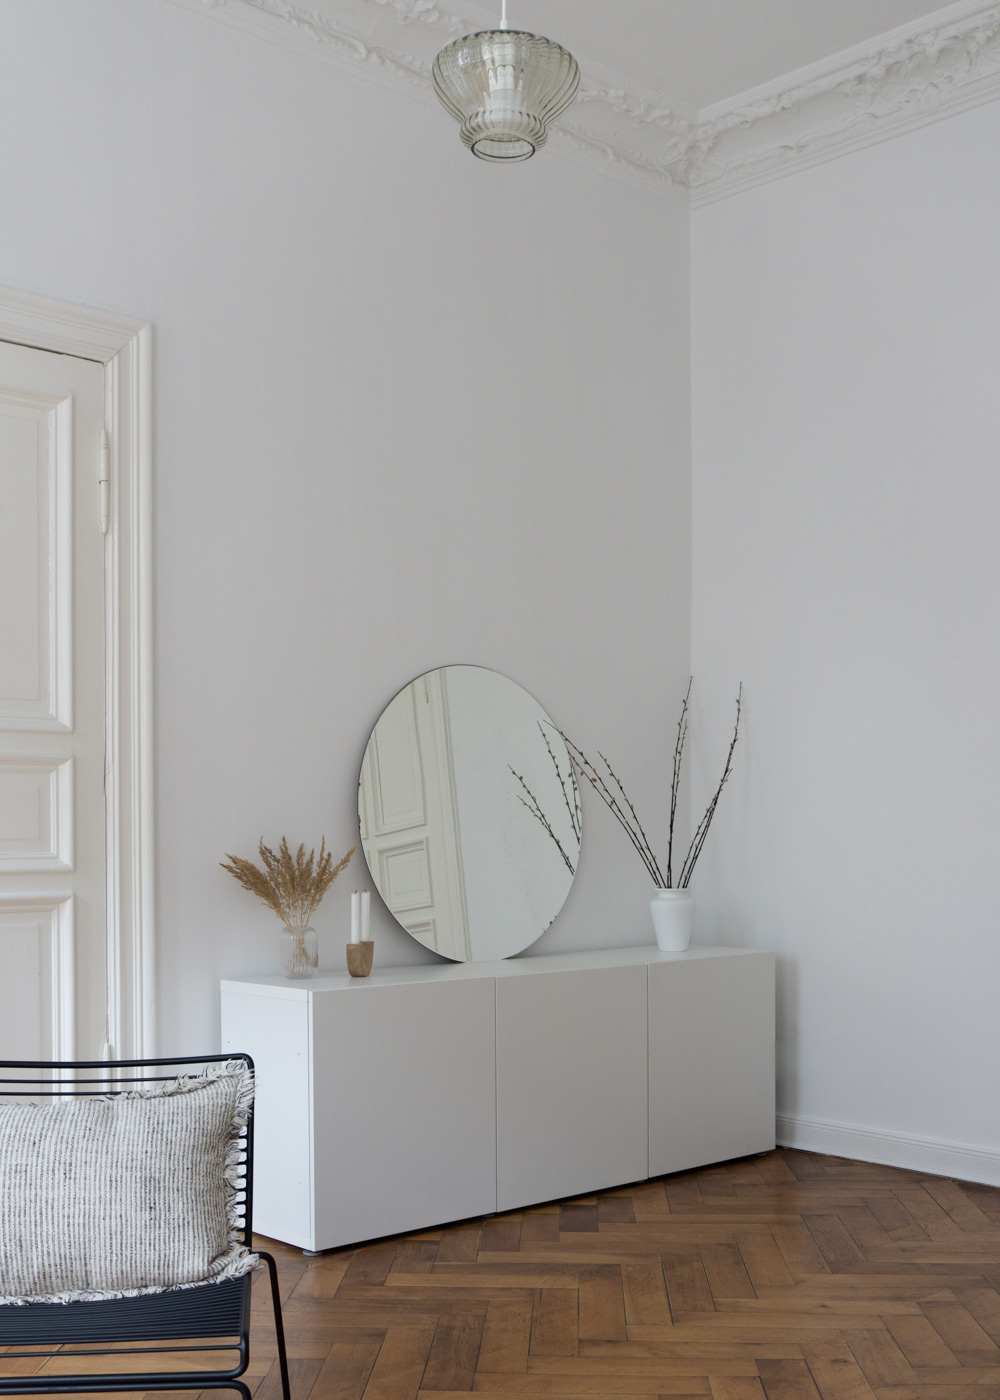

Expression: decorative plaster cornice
xmin=166 ymin=0 xmax=1000 ymax=201
xmin=169 ymin=0 xmax=695 ymax=193
xmin=177 ymin=0 xmax=449 ymax=92
xmin=688 ymin=0 xmax=1000 ymax=204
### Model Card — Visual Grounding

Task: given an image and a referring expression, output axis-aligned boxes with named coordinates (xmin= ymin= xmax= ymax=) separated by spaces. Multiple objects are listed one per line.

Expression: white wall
xmin=0 ymin=0 xmax=690 ymax=1052
xmin=691 ymin=103 xmax=1000 ymax=1179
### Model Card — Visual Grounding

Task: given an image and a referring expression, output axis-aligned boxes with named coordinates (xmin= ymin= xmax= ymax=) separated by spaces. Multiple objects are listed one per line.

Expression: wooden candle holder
xmin=346 ymin=941 xmax=374 ymax=978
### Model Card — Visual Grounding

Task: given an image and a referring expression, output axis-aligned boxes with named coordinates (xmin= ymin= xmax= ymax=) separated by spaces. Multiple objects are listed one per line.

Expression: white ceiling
xmin=483 ymin=0 xmax=958 ymax=110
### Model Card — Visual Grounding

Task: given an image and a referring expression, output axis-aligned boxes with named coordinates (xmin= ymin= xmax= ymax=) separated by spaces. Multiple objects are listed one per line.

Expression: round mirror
xmin=358 ymin=666 xmax=581 ymax=962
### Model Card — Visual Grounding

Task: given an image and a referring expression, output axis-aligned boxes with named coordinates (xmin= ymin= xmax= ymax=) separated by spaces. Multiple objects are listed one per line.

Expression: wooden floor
xmin=10 ymin=1150 xmax=1000 ymax=1400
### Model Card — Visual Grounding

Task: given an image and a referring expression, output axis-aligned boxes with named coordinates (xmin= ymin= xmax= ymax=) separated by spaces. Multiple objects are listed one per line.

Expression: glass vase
xmin=280 ymin=925 xmax=318 ymax=979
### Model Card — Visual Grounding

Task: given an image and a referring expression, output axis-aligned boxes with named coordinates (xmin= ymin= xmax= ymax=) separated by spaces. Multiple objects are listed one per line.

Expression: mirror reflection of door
xmin=359 ymin=670 xmax=470 ymax=961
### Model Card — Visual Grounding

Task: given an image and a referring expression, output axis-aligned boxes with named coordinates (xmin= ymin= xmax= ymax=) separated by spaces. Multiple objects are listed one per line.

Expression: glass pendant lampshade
xmin=432 ymin=13 xmax=580 ymax=162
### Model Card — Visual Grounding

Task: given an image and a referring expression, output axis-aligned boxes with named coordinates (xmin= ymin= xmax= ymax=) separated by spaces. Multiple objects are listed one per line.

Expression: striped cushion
xmin=0 ymin=1062 xmax=257 ymax=1304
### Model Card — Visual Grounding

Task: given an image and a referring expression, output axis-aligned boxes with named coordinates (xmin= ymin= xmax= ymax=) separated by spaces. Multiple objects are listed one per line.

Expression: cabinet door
xmin=496 ymin=965 xmax=647 ymax=1211
xmin=648 ymin=952 xmax=775 ymax=1176
xmin=312 ymin=977 xmax=496 ymax=1249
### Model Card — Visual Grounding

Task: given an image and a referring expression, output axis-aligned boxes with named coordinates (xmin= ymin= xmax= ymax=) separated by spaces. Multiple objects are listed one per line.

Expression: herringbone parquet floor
xmin=245 ymin=1150 xmax=1000 ymax=1400
xmin=12 ymin=1150 xmax=1000 ymax=1400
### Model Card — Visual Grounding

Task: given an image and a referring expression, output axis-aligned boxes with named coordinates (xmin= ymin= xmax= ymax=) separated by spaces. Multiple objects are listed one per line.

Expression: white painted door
xmin=0 ymin=341 xmax=107 ymax=1061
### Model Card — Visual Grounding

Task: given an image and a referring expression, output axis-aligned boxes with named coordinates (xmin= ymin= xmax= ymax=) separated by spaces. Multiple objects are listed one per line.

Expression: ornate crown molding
xmin=165 ymin=0 xmax=1000 ymax=202
xmin=688 ymin=0 xmax=1000 ymax=204
xmin=165 ymin=0 xmax=695 ymax=194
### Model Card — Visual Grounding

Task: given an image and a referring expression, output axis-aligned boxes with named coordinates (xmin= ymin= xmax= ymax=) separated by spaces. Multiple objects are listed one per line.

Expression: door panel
xmin=0 ymin=897 xmax=74 ymax=1059
xmin=0 ymin=392 xmax=72 ymax=729
xmin=0 ymin=342 xmax=106 ymax=1060
xmin=0 ymin=756 xmax=73 ymax=870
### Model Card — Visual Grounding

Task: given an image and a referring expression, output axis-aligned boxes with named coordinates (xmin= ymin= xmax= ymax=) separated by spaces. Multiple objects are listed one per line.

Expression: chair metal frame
xmin=0 ymin=1054 xmax=291 ymax=1400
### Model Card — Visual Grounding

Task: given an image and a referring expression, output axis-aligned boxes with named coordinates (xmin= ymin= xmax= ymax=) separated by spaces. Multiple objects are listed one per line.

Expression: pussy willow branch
xmin=510 ymin=767 xmax=577 ymax=875
xmin=561 ymin=682 xmax=741 ymax=890
xmin=667 ymin=677 xmax=692 ymax=887
xmin=599 ymin=748 xmax=665 ymax=885
xmin=560 ymin=733 xmax=665 ymax=886
xmin=678 ymin=684 xmax=742 ymax=888
xmin=539 ymin=722 xmax=581 ymax=844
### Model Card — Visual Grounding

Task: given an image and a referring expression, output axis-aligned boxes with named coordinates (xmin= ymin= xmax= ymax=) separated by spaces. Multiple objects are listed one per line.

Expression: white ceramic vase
xmin=649 ymin=888 xmax=694 ymax=952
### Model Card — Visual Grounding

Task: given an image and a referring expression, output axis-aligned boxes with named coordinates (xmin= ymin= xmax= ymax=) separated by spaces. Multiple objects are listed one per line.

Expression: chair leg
xmin=201 ymin=1383 xmax=252 ymax=1400
xmin=258 ymin=1251 xmax=291 ymax=1400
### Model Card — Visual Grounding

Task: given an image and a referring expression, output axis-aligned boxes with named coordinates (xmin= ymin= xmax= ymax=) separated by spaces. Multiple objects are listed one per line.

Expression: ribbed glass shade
xmin=432 ymin=30 xmax=580 ymax=162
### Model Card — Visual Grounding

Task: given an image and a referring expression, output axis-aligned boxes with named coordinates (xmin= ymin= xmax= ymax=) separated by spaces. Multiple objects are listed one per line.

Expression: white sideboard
xmin=220 ymin=944 xmax=775 ymax=1252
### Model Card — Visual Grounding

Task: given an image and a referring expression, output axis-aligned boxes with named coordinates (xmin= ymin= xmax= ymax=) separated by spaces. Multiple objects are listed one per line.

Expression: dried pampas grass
xmin=221 ymin=837 xmax=355 ymax=929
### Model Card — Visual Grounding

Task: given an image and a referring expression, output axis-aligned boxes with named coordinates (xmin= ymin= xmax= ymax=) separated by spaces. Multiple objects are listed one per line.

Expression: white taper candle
xmin=350 ymin=891 xmax=360 ymax=944
xmin=361 ymin=890 xmax=370 ymax=942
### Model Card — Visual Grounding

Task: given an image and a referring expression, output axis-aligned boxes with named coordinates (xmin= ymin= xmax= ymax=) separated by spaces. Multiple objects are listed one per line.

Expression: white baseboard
xmin=776 ymin=1113 xmax=1000 ymax=1188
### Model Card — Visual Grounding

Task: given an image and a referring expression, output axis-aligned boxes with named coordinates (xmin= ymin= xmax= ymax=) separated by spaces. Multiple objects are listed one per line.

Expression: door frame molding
xmin=0 ymin=284 xmax=154 ymax=1056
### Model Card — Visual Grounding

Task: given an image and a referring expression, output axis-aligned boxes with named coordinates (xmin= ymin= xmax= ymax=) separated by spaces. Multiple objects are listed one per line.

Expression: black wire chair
xmin=0 ymin=1054 xmax=290 ymax=1400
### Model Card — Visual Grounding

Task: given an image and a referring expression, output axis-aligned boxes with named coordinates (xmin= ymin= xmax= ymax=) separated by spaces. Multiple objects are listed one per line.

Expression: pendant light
xmin=431 ymin=0 xmax=580 ymax=162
